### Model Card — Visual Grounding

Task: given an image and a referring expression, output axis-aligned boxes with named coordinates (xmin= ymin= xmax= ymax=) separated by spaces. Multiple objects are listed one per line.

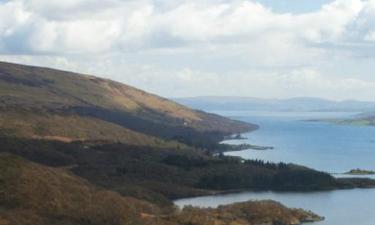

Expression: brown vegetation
xmin=0 ymin=153 xmax=323 ymax=225
xmin=0 ymin=61 xmax=254 ymax=140
xmin=0 ymin=153 xmax=160 ymax=225
xmin=171 ymin=201 xmax=323 ymax=225
xmin=0 ymin=109 xmax=177 ymax=147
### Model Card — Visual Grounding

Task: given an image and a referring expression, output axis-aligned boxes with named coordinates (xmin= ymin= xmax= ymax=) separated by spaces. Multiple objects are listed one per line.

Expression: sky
xmin=1 ymin=0 xmax=375 ymax=100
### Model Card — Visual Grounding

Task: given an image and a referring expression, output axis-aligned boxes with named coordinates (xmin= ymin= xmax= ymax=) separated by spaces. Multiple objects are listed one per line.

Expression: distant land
xmin=345 ymin=169 xmax=375 ymax=175
xmin=308 ymin=111 xmax=375 ymax=127
xmin=174 ymin=96 xmax=375 ymax=112
xmin=330 ymin=111 xmax=375 ymax=126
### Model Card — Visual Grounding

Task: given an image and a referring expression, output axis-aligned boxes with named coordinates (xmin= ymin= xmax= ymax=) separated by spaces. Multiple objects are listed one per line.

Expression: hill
xmin=0 ymin=153 xmax=324 ymax=225
xmin=0 ymin=61 xmax=254 ymax=148
xmin=175 ymin=96 xmax=375 ymax=112
xmin=1 ymin=136 xmax=373 ymax=209
xmin=0 ymin=153 xmax=160 ymax=225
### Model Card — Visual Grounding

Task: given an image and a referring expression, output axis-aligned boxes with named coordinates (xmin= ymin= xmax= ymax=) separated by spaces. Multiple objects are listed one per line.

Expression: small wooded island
xmin=345 ymin=169 xmax=375 ymax=175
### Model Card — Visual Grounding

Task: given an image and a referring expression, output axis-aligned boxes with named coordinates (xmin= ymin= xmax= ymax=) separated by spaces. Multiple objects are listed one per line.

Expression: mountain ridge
xmin=175 ymin=96 xmax=375 ymax=112
xmin=0 ymin=61 xmax=254 ymax=147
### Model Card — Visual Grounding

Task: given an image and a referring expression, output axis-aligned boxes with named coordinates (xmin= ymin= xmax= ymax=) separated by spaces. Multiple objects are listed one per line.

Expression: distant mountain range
xmin=174 ymin=96 xmax=375 ymax=112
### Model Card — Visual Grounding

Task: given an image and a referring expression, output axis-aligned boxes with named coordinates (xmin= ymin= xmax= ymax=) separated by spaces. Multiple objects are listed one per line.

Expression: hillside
xmin=1 ymin=136 xmax=373 ymax=209
xmin=0 ymin=61 xmax=254 ymax=147
xmin=0 ymin=153 xmax=324 ymax=225
xmin=0 ymin=153 xmax=160 ymax=225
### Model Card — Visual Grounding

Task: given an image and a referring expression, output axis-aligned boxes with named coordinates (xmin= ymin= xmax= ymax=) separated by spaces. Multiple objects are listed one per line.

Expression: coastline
xmin=216 ymin=143 xmax=274 ymax=153
xmin=219 ymin=126 xmax=274 ymax=153
xmin=172 ymin=126 xmax=375 ymax=224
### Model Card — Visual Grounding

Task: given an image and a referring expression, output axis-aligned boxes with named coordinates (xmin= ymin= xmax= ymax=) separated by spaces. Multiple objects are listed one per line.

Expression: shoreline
xmin=216 ymin=143 xmax=274 ymax=154
xmin=219 ymin=127 xmax=274 ymax=153
xmin=172 ymin=127 xmax=375 ymax=223
xmin=173 ymin=177 xmax=375 ymax=203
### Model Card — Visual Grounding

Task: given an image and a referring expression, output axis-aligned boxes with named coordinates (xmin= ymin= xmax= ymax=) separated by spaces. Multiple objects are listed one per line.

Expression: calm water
xmin=175 ymin=111 xmax=375 ymax=225
xmin=221 ymin=111 xmax=375 ymax=173
xmin=174 ymin=189 xmax=375 ymax=225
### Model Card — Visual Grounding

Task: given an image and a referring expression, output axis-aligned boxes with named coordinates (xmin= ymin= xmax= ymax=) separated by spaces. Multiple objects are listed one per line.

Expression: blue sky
xmin=257 ymin=0 xmax=333 ymax=13
xmin=1 ymin=0 xmax=375 ymax=100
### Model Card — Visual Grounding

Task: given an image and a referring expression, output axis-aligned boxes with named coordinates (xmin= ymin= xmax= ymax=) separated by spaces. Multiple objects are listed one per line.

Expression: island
xmin=345 ymin=169 xmax=375 ymax=175
xmin=305 ymin=116 xmax=375 ymax=127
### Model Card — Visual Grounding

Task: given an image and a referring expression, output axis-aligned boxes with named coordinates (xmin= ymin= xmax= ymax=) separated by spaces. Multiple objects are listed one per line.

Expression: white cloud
xmin=1 ymin=0 xmax=374 ymax=54
xmin=364 ymin=30 xmax=375 ymax=41
xmin=1 ymin=0 xmax=375 ymax=100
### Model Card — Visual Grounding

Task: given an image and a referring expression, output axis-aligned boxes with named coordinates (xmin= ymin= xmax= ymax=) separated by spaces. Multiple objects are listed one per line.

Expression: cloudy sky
xmin=1 ymin=0 xmax=375 ymax=100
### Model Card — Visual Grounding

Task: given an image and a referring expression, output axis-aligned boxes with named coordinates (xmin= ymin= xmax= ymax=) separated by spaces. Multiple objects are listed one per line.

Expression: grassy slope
xmin=0 ymin=61 xmax=253 ymax=145
xmin=0 ymin=153 xmax=161 ymax=225
xmin=0 ymin=109 xmax=184 ymax=148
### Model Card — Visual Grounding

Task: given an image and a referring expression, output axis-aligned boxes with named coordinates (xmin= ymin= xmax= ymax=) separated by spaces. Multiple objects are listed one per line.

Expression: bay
xmin=175 ymin=111 xmax=375 ymax=225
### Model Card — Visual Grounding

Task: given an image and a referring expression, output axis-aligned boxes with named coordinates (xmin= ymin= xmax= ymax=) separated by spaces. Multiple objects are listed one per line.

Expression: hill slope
xmin=0 ymin=153 xmax=160 ymax=225
xmin=0 ymin=153 xmax=324 ymax=225
xmin=0 ymin=61 xmax=254 ymax=147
